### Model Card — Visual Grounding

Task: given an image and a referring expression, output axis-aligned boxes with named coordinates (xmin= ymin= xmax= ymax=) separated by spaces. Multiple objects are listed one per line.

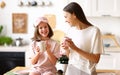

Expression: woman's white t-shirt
xmin=66 ymin=26 xmax=104 ymax=74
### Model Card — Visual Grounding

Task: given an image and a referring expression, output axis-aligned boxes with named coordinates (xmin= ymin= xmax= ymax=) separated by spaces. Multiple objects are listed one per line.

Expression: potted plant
xmin=0 ymin=25 xmax=3 ymax=34
xmin=0 ymin=25 xmax=13 ymax=46
xmin=0 ymin=36 xmax=13 ymax=45
xmin=57 ymin=55 xmax=69 ymax=73
xmin=58 ymin=55 xmax=69 ymax=64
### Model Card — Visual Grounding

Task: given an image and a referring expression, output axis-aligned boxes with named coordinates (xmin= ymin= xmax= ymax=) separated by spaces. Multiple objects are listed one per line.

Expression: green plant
xmin=0 ymin=36 xmax=13 ymax=45
xmin=0 ymin=25 xmax=13 ymax=45
xmin=0 ymin=25 xmax=3 ymax=34
xmin=58 ymin=55 xmax=69 ymax=64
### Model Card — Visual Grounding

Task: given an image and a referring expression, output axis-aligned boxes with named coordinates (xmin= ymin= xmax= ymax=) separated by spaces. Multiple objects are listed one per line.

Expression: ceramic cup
xmin=36 ymin=41 xmax=46 ymax=52
xmin=61 ymin=37 xmax=71 ymax=53
xmin=62 ymin=37 xmax=71 ymax=46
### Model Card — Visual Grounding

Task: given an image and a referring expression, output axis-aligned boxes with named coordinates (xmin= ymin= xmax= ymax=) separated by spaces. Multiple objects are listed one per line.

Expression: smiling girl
xmin=29 ymin=17 xmax=60 ymax=75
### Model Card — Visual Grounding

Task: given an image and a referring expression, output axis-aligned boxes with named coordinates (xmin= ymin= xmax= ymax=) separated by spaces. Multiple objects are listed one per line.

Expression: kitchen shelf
xmin=102 ymin=34 xmax=120 ymax=47
xmin=104 ymin=47 xmax=120 ymax=52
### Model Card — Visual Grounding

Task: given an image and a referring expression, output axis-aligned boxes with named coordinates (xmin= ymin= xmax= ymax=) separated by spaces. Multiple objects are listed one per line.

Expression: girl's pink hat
xmin=34 ymin=17 xmax=48 ymax=27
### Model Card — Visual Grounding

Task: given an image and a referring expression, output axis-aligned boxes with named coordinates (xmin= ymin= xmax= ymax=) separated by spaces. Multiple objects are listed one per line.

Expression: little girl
xmin=29 ymin=17 xmax=60 ymax=75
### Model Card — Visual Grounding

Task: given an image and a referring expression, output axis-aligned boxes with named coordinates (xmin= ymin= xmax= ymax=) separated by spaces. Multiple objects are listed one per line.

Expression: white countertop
xmin=0 ymin=45 xmax=29 ymax=52
xmin=1 ymin=46 xmax=120 ymax=52
xmin=104 ymin=47 xmax=120 ymax=52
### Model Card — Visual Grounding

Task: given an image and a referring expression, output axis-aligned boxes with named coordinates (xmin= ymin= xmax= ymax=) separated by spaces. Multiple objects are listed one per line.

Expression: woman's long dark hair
xmin=31 ymin=23 xmax=53 ymax=41
xmin=63 ymin=2 xmax=92 ymax=26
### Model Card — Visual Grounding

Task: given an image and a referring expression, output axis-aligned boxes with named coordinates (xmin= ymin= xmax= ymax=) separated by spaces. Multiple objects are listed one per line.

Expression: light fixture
xmin=0 ymin=0 xmax=6 ymax=8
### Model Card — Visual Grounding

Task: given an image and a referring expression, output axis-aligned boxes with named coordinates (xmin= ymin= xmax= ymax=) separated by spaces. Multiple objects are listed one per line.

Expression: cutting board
xmin=44 ymin=14 xmax=56 ymax=29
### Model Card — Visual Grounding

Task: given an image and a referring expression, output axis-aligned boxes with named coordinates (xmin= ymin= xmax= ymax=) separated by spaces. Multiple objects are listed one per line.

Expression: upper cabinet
xmin=92 ymin=0 xmax=120 ymax=17
xmin=68 ymin=0 xmax=120 ymax=17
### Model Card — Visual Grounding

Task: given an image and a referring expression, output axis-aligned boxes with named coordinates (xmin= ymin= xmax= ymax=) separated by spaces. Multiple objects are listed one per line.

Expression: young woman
xmin=29 ymin=17 xmax=60 ymax=75
xmin=61 ymin=2 xmax=104 ymax=75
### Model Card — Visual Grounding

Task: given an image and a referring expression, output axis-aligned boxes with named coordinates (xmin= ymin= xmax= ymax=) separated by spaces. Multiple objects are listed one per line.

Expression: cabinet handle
xmin=102 ymin=15 xmax=111 ymax=17
xmin=101 ymin=53 xmax=111 ymax=56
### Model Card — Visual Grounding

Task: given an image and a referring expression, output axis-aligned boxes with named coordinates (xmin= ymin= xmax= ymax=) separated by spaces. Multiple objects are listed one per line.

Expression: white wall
xmin=87 ymin=17 xmax=120 ymax=44
xmin=88 ymin=17 xmax=120 ymax=35
xmin=0 ymin=0 xmax=69 ymax=44
xmin=0 ymin=0 xmax=120 ymax=44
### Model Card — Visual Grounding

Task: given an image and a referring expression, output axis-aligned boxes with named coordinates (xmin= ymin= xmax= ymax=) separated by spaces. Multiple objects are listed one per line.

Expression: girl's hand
xmin=35 ymin=46 xmax=40 ymax=52
xmin=35 ymin=46 xmax=44 ymax=55
xmin=46 ymin=41 xmax=51 ymax=52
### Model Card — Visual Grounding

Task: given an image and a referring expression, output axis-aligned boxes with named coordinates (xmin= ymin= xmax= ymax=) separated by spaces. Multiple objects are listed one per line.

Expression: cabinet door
xmin=96 ymin=53 xmax=116 ymax=69
xmin=25 ymin=49 xmax=31 ymax=67
xmin=106 ymin=52 xmax=120 ymax=69
xmin=68 ymin=0 xmax=91 ymax=17
xmin=92 ymin=0 xmax=120 ymax=17
xmin=113 ymin=0 xmax=120 ymax=17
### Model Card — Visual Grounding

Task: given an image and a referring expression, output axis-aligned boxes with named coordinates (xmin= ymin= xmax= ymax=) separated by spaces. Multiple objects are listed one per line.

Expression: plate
xmin=13 ymin=69 xmax=29 ymax=75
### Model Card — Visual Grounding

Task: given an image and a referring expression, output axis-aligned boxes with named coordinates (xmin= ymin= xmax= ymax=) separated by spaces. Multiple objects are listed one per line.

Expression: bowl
xmin=104 ymin=44 xmax=110 ymax=47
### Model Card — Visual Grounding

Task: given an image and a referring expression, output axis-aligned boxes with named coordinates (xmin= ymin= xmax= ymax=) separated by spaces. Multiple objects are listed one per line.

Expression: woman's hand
xmin=63 ymin=37 xmax=77 ymax=50
xmin=61 ymin=42 xmax=69 ymax=50
xmin=61 ymin=37 xmax=70 ymax=50
xmin=60 ymin=37 xmax=73 ymax=57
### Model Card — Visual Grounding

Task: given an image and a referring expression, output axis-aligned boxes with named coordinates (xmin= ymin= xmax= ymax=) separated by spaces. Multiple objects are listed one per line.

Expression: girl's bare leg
xmin=29 ymin=71 xmax=40 ymax=75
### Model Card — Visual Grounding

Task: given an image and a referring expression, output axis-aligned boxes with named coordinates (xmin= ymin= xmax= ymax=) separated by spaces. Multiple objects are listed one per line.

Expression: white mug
xmin=36 ymin=41 xmax=46 ymax=52
xmin=62 ymin=37 xmax=71 ymax=46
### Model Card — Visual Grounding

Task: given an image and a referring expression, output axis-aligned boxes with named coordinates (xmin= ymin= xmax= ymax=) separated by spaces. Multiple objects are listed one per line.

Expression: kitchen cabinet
xmin=0 ymin=52 xmax=25 ymax=75
xmin=107 ymin=52 xmax=120 ymax=69
xmin=96 ymin=53 xmax=116 ymax=69
xmin=68 ymin=0 xmax=120 ymax=17
xmin=92 ymin=0 xmax=120 ymax=17
xmin=25 ymin=48 xmax=32 ymax=67
xmin=0 ymin=46 xmax=29 ymax=67
xmin=96 ymin=49 xmax=120 ymax=70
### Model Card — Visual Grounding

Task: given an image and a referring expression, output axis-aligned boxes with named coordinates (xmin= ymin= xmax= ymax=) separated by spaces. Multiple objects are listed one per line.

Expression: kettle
xmin=15 ymin=37 xmax=23 ymax=46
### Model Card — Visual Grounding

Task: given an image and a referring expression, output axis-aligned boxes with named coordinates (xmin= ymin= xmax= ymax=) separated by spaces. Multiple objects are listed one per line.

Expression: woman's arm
xmin=65 ymin=39 xmax=100 ymax=63
xmin=73 ymin=46 xmax=100 ymax=63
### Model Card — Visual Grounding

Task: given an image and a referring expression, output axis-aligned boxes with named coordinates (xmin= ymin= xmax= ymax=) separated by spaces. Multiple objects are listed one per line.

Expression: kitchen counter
xmin=104 ymin=47 xmax=120 ymax=52
xmin=0 ymin=45 xmax=29 ymax=52
xmin=4 ymin=66 xmax=120 ymax=75
xmin=97 ymin=47 xmax=120 ymax=70
xmin=0 ymin=45 xmax=30 ymax=67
